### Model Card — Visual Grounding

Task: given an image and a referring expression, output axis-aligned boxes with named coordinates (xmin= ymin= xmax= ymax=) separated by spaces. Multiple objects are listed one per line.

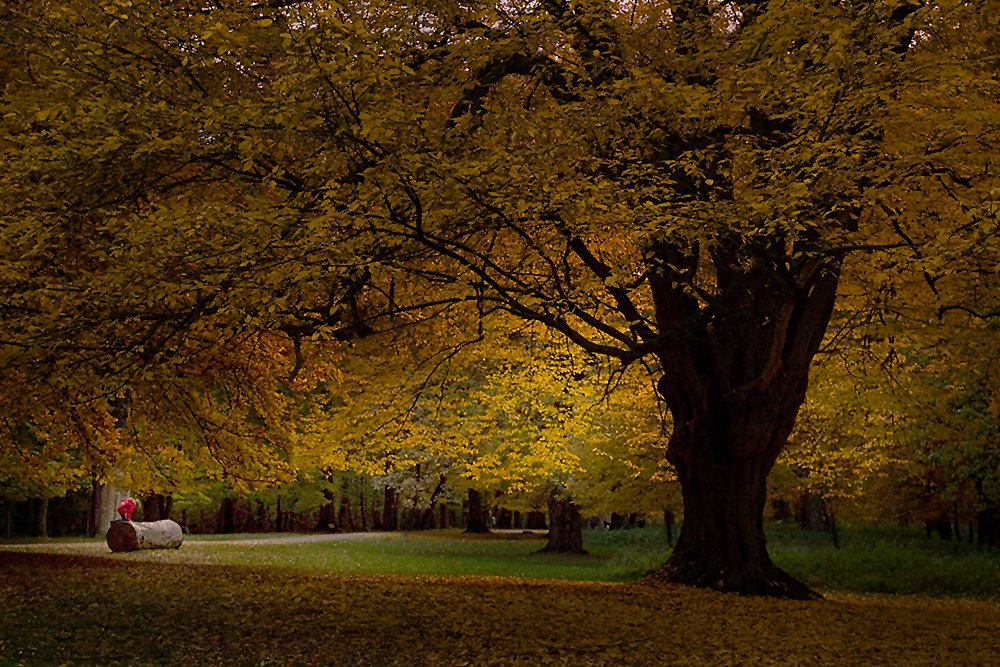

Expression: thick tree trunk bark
xmin=464 ymin=489 xmax=490 ymax=533
xmin=538 ymin=496 xmax=586 ymax=554
xmin=107 ymin=519 xmax=183 ymax=552
xmin=649 ymin=435 xmax=816 ymax=598
xmin=642 ymin=240 xmax=841 ymax=599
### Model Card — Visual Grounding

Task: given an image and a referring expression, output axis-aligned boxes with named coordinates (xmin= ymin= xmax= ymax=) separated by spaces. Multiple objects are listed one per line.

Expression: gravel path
xmin=0 ymin=532 xmax=388 ymax=550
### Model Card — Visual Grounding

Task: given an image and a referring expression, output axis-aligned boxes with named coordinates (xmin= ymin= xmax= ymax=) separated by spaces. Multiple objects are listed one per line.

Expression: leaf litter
xmin=1 ymin=551 xmax=998 ymax=666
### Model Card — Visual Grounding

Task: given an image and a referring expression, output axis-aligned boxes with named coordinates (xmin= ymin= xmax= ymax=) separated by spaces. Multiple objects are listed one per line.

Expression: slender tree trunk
xmin=383 ymin=486 xmax=398 ymax=531
xmin=275 ymin=496 xmax=283 ymax=533
xmin=359 ymin=484 xmax=368 ymax=532
xmin=89 ymin=480 xmax=100 ymax=538
xmin=663 ymin=508 xmax=675 ymax=547
xmin=464 ymin=489 xmax=490 ymax=534
xmin=420 ymin=475 xmax=447 ymax=529
xmin=36 ymin=497 xmax=48 ymax=538
xmin=823 ymin=501 xmax=839 ymax=550
xmin=538 ymin=495 xmax=586 ymax=554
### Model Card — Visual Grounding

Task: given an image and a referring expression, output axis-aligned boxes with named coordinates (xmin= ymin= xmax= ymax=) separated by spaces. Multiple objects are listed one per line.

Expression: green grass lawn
xmin=766 ymin=522 xmax=1000 ymax=599
xmin=3 ymin=522 xmax=997 ymax=598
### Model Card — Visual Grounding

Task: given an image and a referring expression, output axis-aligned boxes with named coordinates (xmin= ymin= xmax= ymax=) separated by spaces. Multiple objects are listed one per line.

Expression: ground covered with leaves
xmin=2 ymin=551 xmax=999 ymax=667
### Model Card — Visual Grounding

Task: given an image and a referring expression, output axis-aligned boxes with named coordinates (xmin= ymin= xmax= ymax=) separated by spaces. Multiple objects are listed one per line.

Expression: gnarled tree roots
xmin=642 ymin=558 xmax=821 ymax=600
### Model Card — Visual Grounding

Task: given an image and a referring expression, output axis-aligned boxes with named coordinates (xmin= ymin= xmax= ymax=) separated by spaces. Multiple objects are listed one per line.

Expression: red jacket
xmin=116 ymin=497 xmax=137 ymax=520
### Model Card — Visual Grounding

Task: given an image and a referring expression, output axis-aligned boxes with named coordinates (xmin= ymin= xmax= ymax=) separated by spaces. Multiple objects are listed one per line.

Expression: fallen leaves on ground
xmin=1 ymin=551 xmax=998 ymax=666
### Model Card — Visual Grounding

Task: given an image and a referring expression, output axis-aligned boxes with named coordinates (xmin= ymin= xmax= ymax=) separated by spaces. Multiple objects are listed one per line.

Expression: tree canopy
xmin=2 ymin=0 xmax=999 ymax=596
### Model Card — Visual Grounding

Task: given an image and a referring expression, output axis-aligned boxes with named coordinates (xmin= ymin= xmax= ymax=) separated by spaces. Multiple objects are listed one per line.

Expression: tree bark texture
xmin=538 ymin=496 xmax=586 ymax=554
xmin=644 ymin=243 xmax=841 ymax=599
xmin=107 ymin=520 xmax=184 ymax=552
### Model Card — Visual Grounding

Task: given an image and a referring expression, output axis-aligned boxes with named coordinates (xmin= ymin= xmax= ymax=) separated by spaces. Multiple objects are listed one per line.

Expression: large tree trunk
xmin=652 ymin=432 xmax=815 ymax=598
xmin=464 ymin=488 xmax=490 ymax=534
xmin=538 ymin=495 xmax=586 ymax=554
xmin=645 ymin=242 xmax=841 ymax=599
xmin=107 ymin=519 xmax=183 ymax=552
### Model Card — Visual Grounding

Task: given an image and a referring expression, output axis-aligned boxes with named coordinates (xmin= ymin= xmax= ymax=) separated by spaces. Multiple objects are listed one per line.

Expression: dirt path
xmin=0 ymin=532 xmax=388 ymax=550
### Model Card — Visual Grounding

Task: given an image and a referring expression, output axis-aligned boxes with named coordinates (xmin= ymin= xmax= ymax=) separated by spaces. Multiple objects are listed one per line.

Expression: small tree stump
xmin=107 ymin=519 xmax=184 ymax=553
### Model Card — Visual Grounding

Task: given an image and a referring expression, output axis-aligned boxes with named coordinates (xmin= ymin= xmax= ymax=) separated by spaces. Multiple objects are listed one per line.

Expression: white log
xmin=107 ymin=519 xmax=184 ymax=552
